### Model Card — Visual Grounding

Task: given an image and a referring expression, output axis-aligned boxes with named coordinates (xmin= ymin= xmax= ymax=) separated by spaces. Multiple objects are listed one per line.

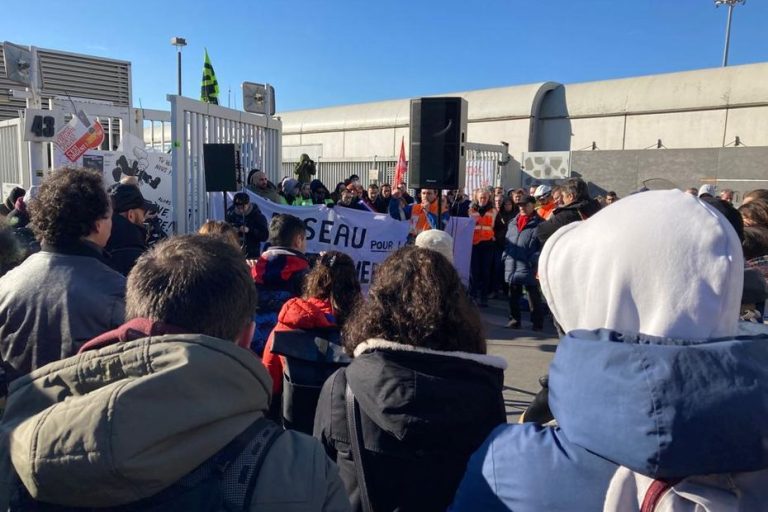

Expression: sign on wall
xmin=521 ymin=151 xmax=570 ymax=188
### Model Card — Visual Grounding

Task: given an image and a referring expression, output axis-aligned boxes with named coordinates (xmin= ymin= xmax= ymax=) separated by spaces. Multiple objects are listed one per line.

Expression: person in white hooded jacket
xmin=450 ymin=189 xmax=768 ymax=512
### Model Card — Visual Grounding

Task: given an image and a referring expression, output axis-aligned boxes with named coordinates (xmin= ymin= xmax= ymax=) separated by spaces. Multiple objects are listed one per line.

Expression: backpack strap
xmin=345 ymin=384 xmax=374 ymax=512
xmin=225 ymin=417 xmax=285 ymax=510
xmin=640 ymin=478 xmax=681 ymax=512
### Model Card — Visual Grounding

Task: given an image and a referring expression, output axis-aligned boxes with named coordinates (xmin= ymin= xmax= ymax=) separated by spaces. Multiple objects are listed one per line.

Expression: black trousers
xmin=508 ymin=283 xmax=545 ymax=329
xmin=470 ymin=241 xmax=495 ymax=301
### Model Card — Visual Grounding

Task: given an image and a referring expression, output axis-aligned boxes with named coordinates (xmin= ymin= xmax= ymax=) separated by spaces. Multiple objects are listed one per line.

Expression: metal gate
xmin=169 ymin=95 xmax=282 ymax=234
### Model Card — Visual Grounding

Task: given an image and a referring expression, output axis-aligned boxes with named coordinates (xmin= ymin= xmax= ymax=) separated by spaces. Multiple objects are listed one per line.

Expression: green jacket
xmin=0 ymin=334 xmax=350 ymax=511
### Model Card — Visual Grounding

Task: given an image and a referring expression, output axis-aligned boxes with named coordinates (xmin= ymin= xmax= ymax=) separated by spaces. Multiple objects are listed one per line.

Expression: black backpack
xmin=272 ymin=328 xmax=350 ymax=434
xmin=10 ymin=417 xmax=284 ymax=512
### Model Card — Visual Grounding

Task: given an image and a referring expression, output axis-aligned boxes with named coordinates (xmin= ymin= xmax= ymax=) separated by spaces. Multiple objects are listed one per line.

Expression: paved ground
xmin=478 ymin=296 xmax=559 ymax=422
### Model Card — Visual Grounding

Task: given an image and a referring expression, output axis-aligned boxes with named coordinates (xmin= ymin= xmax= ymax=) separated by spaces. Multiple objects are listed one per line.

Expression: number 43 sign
xmin=23 ymin=109 xmax=65 ymax=142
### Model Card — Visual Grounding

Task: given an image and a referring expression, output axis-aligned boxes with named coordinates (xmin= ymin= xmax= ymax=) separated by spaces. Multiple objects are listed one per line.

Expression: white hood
xmin=539 ymin=189 xmax=743 ymax=339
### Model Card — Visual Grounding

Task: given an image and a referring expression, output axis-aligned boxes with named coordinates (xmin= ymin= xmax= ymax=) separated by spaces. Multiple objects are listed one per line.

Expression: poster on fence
xmin=210 ymin=191 xmax=474 ymax=289
xmin=54 ymin=133 xmax=175 ymax=238
xmin=464 ymin=159 xmax=496 ymax=193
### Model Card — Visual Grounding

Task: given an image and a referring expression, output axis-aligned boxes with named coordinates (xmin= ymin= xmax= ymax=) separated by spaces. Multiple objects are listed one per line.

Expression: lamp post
xmin=171 ymin=36 xmax=187 ymax=95
xmin=714 ymin=0 xmax=745 ymax=67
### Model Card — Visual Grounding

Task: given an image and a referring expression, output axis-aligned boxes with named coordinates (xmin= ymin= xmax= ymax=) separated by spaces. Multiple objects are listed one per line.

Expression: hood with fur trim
xmin=346 ymin=339 xmax=507 ymax=447
xmin=539 ymin=189 xmax=743 ymax=339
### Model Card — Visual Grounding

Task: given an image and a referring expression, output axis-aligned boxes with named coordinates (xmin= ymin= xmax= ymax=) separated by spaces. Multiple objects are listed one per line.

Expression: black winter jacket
xmin=536 ymin=198 xmax=601 ymax=246
xmin=313 ymin=340 xmax=506 ymax=512
xmin=105 ymin=214 xmax=147 ymax=276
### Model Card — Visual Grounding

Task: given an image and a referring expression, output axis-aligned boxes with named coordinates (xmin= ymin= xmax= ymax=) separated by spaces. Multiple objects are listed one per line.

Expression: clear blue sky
xmin=2 ymin=0 xmax=766 ymax=113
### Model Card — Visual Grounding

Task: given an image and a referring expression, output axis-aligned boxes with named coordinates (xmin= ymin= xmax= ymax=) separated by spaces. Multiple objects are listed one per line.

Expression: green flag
xmin=201 ymin=49 xmax=219 ymax=105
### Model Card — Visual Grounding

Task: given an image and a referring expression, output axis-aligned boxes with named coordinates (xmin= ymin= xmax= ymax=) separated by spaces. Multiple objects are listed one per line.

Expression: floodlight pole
xmin=715 ymin=0 xmax=745 ymax=67
xmin=171 ymin=37 xmax=187 ymax=96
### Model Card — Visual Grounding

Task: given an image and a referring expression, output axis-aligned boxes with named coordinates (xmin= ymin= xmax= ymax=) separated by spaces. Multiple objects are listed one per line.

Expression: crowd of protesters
xmin=0 ymin=162 xmax=766 ymax=511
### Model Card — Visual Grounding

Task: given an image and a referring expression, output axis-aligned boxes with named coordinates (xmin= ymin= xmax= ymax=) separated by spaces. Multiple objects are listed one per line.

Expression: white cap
xmin=534 ymin=184 xmax=552 ymax=199
xmin=415 ymin=229 xmax=454 ymax=264
xmin=698 ymin=184 xmax=717 ymax=197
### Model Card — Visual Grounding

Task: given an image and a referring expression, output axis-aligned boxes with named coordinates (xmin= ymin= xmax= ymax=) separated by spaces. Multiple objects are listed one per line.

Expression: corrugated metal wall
xmin=0 ymin=45 xmax=131 ymax=121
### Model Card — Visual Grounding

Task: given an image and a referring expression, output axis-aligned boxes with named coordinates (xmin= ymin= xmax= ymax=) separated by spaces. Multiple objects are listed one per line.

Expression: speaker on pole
xmin=202 ymin=143 xmax=240 ymax=192
xmin=408 ymin=97 xmax=468 ymax=190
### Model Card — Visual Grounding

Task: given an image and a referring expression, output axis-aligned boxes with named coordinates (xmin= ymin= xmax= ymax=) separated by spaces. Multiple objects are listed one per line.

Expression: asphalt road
xmin=477 ymin=296 xmax=559 ymax=422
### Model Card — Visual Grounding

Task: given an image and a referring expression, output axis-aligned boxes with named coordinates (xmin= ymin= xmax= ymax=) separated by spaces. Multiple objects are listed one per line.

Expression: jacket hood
xmin=540 ymin=189 xmax=743 ymax=339
xmin=277 ymin=297 xmax=336 ymax=330
xmin=1 ymin=334 xmax=271 ymax=507
xmin=251 ymin=247 xmax=309 ymax=287
xmin=346 ymin=339 xmax=506 ymax=446
xmin=550 ymin=329 xmax=768 ymax=478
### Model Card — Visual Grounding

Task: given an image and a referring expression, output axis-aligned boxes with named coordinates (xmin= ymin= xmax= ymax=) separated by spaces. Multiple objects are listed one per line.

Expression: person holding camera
xmin=225 ymin=192 xmax=269 ymax=259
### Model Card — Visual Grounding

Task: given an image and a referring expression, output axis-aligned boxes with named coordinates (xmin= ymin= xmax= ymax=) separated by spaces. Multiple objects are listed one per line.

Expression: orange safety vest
xmin=537 ymin=201 xmax=557 ymax=220
xmin=410 ymin=201 xmax=444 ymax=235
xmin=470 ymin=207 xmax=497 ymax=245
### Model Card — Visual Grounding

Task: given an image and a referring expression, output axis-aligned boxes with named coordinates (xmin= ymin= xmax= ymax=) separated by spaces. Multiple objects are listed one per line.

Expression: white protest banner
xmin=210 ymin=191 xmax=475 ymax=288
xmin=210 ymin=191 xmax=409 ymax=289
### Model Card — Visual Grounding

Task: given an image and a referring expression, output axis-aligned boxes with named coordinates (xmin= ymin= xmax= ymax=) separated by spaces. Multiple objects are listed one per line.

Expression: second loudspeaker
xmin=409 ymin=97 xmax=467 ymax=190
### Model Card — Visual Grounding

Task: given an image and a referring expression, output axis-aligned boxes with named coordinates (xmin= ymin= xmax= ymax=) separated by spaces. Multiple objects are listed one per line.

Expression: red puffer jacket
xmin=261 ymin=297 xmax=337 ymax=394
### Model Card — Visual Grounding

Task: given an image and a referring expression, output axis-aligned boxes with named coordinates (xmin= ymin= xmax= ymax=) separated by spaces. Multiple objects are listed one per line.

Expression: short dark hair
xmin=562 ymin=178 xmax=590 ymax=202
xmin=343 ymin=246 xmax=485 ymax=355
xmin=606 ymin=191 xmax=617 ymax=198
xmin=268 ymin=213 xmax=306 ymax=247
xmin=29 ymin=167 xmax=110 ymax=246
xmin=126 ymin=235 xmax=256 ymax=341
xmin=303 ymin=251 xmax=361 ymax=327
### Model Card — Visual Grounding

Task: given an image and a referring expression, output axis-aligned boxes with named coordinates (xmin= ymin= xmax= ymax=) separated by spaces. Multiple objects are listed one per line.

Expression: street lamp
xmin=171 ymin=36 xmax=187 ymax=96
xmin=714 ymin=0 xmax=745 ymax=67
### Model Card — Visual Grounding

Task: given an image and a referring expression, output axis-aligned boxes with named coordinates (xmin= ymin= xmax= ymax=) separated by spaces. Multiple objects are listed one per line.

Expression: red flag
xmin=394 ymin=137 xmax=408 ymax=186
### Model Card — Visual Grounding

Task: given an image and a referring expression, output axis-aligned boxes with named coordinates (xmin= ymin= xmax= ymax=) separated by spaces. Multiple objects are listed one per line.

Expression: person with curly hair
xmin=261 ymin=250 xmax=361 ymax=432
xmin=313 ymin=246 xmax=506 ymax=512
xmin=0 ymin=167 xmax=125 ymax=376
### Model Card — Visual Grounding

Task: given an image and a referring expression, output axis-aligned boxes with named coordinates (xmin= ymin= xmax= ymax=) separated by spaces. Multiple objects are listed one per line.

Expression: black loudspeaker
xmin=203 ymin=143 xmax=240 ymax=192
xmin=409 ymin=97 xmax=468 ymax=189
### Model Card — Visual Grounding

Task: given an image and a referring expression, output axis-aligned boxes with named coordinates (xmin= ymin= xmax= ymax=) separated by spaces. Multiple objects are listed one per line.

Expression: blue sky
xmin=2 ymin=0 xmax=766 ymax=113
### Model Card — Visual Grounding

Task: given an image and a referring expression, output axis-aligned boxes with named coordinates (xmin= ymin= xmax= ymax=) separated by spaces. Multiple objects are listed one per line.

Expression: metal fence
xmin=169 ymin=95 xmax=282 ymax=233
xmin=281 ymin=156 xmax=398 ymax=190
xmin=279 ymin=142 xmax=510 ymax=193
xmin=0 ymin=119 xmax=25 ymax=192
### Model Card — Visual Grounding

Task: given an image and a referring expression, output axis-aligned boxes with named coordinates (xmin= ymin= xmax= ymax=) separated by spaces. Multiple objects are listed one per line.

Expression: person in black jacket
xmin=225 ymin=192 xmax=269 ymax=258
xmin=105 ymin=184 xmax=151 ymax=276
xmin=313 ymin=246 xmax=507 ymax=512
xmin=536 ymin=177 xmax=601 ymax=246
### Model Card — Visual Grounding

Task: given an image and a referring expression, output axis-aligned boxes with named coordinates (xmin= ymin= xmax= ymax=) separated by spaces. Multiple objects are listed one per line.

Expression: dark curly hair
xmin=303 ymin=250 xmax=361 ymax=327
xmin=29 ymin=167 xmax=110 ymax=246
xmin=343 ymin=245 xmax=485 ymax=355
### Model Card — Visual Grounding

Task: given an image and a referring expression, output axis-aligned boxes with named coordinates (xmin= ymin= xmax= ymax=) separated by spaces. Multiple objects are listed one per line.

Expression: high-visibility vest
xmin=470 ymin=207 xmax=497 ymax=244
xmin=410 ymin=201 xmax=443 ymax=235
xmin=537 ymin=201 xmax=557 ymax=220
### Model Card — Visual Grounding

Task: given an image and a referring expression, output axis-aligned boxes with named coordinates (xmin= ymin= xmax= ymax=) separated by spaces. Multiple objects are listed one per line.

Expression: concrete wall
xmin=569 ymin=147 xmax=768 ymax=202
